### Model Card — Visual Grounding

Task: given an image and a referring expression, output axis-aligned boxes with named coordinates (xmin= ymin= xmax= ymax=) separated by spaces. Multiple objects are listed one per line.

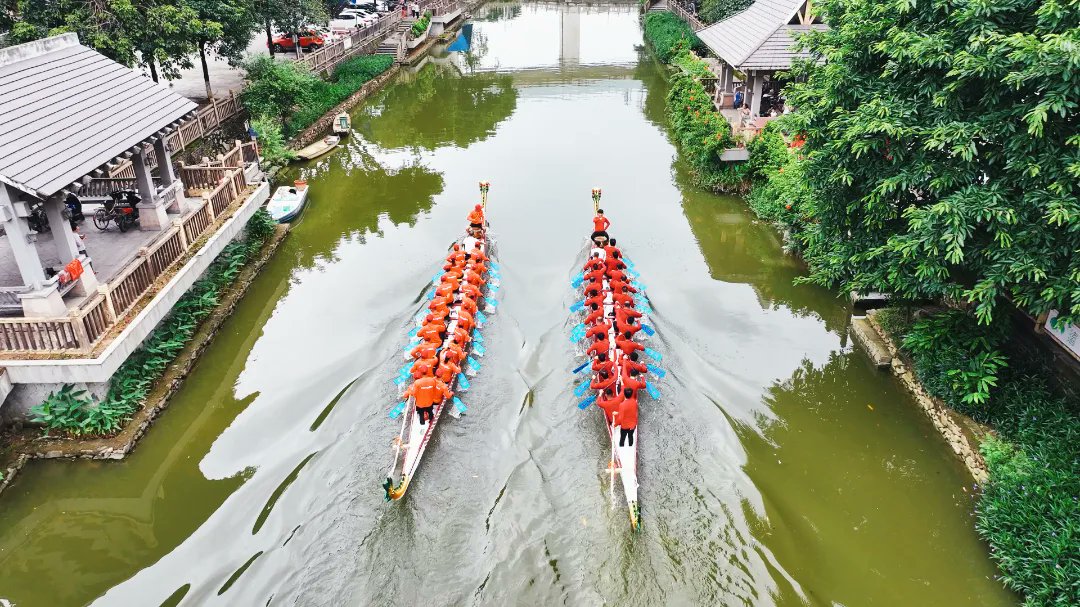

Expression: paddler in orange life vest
xmin=591 ymin=208 xmax=610 ymax=242
xmin=435 ymin=352 xmax=461 ymax=384
xmin=403 ymin=375 xmax=452 ymax=425
xmin=467 ymin=204 xmax=485 ymax=238
xmin=613 ymin=388 xmax=638 ymax=446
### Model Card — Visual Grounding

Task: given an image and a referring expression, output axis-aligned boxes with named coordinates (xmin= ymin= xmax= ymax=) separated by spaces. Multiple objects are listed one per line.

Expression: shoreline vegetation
xmin=643 ymin=6 xmax=1079 ymax=605
xmin=243 ymin=53 xmax=396 ymax=165
xmin=26 ymin=210 xmax=276 ymax=438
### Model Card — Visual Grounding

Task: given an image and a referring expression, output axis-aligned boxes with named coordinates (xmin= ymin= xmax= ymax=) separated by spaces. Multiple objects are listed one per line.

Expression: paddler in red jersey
xmin=603 ymin=239 xmax=620 ymax=259
xmin=622 ymin=366 xmax=647 ymax=392
xmin=592 ymin=352 xmax=615 ymax=376
xmin=591 ymin=208 xmax=611 ymax=242
xmin=624 ymin=351 xmax=648 ymax=375
xmin=597 ymin=388 xmax=622 ymax=423
xmin=586 ymin=333 xmax=609 ymax=358
xmin=611 ymin=288 xmax=635 ymax=307
xmin=590 ymin=369 xmax=617 ymax=393
xmin=403 ymin=375 xmax=452 ymax=425
xmin=613 ymin=388 xmax=638 ymax=446
xmin=584 ymin=303 xmax=605 ymax=325
xmin=616 ymin=332 xmax=644 ymax=357
xmin=585 ymin=319 xmax=612 ymax=340
xmin=615 ymin=314 xmax=641 ymax=338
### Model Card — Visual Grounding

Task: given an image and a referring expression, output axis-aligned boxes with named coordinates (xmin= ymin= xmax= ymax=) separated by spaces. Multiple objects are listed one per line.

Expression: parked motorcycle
xmin=93 ymin=190 xmax=141 ymax=232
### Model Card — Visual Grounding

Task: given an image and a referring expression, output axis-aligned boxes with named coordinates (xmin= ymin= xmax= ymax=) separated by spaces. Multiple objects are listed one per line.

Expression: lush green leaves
xmin=698 ymin=0 xmax=752 ymax=24
xmin=250 ymin=115 xmax=297 ymax=165
xmin=643 ymin=12 xmax=704 ymax=63
xmin=242 ymin=54 xmax=393 ymax=137
xmin=785 ymin=0 xmax=1080 ymax=326
xmin=410 ymin=11 xmax=432 ymax=38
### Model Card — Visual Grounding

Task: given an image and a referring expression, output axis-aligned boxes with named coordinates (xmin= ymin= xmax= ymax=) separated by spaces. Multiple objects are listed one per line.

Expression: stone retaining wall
xmin=291 ymin=65 xmax=402 ymax=149
xmin=865 ymin=309 xmax=991 ymax=484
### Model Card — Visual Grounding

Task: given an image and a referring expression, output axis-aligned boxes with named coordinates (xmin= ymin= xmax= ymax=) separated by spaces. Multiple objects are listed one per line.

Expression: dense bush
xmin=976 ymin=384 xmax=1080 ymax=607
xmin=410 ymin=11 xmax=432 ymax=38
xmin=286 ymin=54 xmax=394 ymax=134
xmin=251 ymin=115 xmax=297 ymax=166
xmin=643 ymin=12 xmax=703 ymax=63
xmin=241 ymin=56 xmax=319 ymax=124
xmin=698 ymin=0 xmax=752 ymax=24
xmin=29 ymin=210 xmax=277 ymax=437
xmin=903 ymin=310 xmax=1009 ymax=406
xmin=242 ymin=54 xmax=394 ymax=137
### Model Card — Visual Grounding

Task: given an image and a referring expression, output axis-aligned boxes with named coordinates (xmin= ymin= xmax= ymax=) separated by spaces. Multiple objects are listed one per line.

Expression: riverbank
xmin=868 ymin=305 xmax=1080 ymax=604
xmin=0 ymin=224 xmax=290 ymax=497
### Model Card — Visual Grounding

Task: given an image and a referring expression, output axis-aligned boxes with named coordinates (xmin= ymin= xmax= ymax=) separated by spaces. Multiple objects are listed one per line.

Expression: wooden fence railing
xmin=303 ymin=12 xmax=403 ymax=74
xmin=0 ymin=164 xmax=252 ymax=354
xmin=670 ymin=1 xmax=706 ymax=31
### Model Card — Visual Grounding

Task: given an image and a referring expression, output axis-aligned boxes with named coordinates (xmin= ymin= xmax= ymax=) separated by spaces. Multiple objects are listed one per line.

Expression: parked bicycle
xmin=93 ymin=190 xmax=141 ymax=232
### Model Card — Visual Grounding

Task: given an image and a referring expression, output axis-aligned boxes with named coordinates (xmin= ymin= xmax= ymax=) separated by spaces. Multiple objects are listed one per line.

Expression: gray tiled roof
xmin=740 ymin=24 xmax=828 ymax=70
xmin=0 ymin=33 xmax=196 ymax=199
xmin=697 ymin=0 xmax=822 ymax=71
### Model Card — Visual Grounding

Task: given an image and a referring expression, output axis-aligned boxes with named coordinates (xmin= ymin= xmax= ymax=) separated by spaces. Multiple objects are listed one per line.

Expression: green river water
xmin=0 ymin=3 xmax=1017 ymax=605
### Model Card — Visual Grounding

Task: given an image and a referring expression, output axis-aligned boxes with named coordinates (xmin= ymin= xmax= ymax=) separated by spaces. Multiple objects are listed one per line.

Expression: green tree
xmin=8 ymin=0 xmax=218 ymax=83
xmin=189 ymin=0 xmax=257 ymax=98
xmin=785 ymin=0 xmax=1080 ymax=325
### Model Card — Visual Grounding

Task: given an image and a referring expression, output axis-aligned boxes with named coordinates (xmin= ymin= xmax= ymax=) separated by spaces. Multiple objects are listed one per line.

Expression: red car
xmin=269 ymin=31 xmax=325 ymax=52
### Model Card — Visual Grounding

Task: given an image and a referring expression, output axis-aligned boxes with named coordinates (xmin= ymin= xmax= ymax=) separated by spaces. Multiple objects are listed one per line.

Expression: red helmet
xmin=474 ymin=204 xmax=482 ymax=210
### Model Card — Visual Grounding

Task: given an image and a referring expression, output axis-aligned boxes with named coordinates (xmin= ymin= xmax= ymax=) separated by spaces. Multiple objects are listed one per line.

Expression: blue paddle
xmin=572 ymin=360 xmax=591 ymax=374
xmin=389 ymin=401 xmax=406 ymax=419
xmin=644 ymin=347 xmax=662 ymax=362
xmin=452 ymin=396 xmax=467 ymax=414
xmin=647 ymin=363 xmax=666 ymax=378
xmin=577 ymin=394 xmax=597 ymax=410
xmin=570 ymin=299 xmax=585 ymax=312
xmin=457 ymin=373 xmax=470 ymax=390
xmin=574 ymin=379 xmax=591 ymax=397
xmin=641 ymin=324 xmax=656 ymax=336
xmin=646 ymin=382 xmax=660 ymax=399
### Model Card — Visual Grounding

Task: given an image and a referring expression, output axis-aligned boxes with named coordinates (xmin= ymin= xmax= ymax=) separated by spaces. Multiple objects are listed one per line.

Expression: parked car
xmin=269 ymin=31 xmax=325 ymax=52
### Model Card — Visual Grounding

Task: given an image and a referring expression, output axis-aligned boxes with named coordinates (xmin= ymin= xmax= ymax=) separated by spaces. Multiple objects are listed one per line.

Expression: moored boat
xmin=332 ymin=112 xmax=351 ymax=135
xmin=295 ymin=135 xmax=340 ymax=160
xmin=383 ymin=182 xmax=499 ymax=501
xmin=266 ymin=182 xmax=309 ymax=222
xmin=569 ymin=188 xmax=660 ymax=531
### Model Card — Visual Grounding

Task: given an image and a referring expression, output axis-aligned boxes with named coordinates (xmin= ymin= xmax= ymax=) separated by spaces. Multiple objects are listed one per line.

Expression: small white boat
xmin=332 ymin=113 xmax=351 ymax=135
xmin=295 ymin=135 xmax=340 ymax=160
xmin=267 ymin=185 xmax=308 ymax=223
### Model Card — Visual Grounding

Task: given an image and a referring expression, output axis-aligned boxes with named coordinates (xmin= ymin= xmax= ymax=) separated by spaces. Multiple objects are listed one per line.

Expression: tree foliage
xmin=698 ymin=0 xmax=751 ymax=25
xmin=785 ymin=0 xmax=1080 ymax=325
xmin=8 ymin=0 xmax=219 ymax=82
